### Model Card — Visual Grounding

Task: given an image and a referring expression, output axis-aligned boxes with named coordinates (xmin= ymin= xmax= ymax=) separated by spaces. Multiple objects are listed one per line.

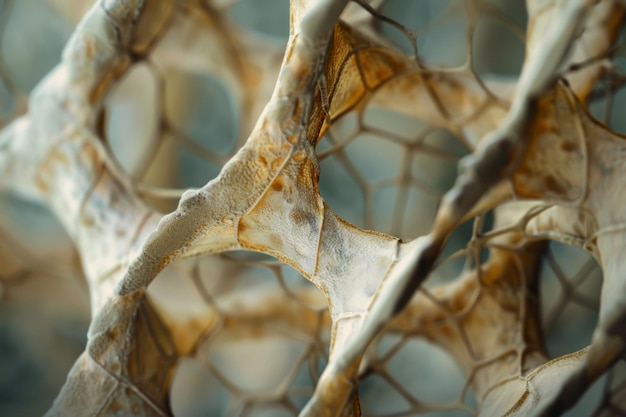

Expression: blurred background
xmin=0 ymin=0 xmax=618 ymax=416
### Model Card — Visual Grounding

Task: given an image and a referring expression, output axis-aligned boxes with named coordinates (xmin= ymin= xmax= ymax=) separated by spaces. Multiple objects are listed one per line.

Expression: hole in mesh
xmin=287 ymin=360 xmax=317 ymax=410
xmin=140 ymin=134 xmax=224 ymax=190
xmin=243 ymin=403 xmax=295 ymax=417
xmin=179 ymin=146 xmax=223 ymax=187
xmin=598 ymin=360 xmax=626 ymax=413
xmin=170 ymin=357 xmax=231 ymax=417
xmin=206 ymin=327 xmax=308 ymax=395
xmin=359 ymin=374 xmax=412 ymax=415
xmin=370 ymin=185 xmax=397 ymax=234
xmin=377 ymin=0 xmax=453 ymax=56
xmin=0 ymin=78 xmax=15 ymax=120
xmin=471 ymin=18 xmax=525 ymax=77
xmin=380 ymin=0 xmax=452 ymax=31
xmin=563 ymin=371 xmax=607 ymax=417
xmin=147 ymin=259 xmax=220 ymax=353
xmin=418 ymin=15 xmax=468 ymax=68
xmin=372 ymin=333 xmax=404 ymax=361
xmin=105 ymin=63 xmax=159 ymax=176
xmin=2 ymin=0 xmax=72 ymax=92
xmin=227 ymin=0 xmax=289 ymax=43
xmin=399 ymin=186 xmax=440 ymax=239
xmin=318 ymin=153 xmax=365 ymax=227
xmin=427 ymin=219 xmax=473 ymax=286
xmin=489 ymin=0 xmax=528 ymax=28
xmin=0 ymin=193 xmax=72 ymax=253
xmin=362 ymin=107 xmax=427 ymax=142
xmin=385 ymin=338 xmax=466 ymax=405
xmin=539 ymin=242 xmax=601 ymax=359
xmin=589 ymin=81 xmax=626 ymax=135
xmin=164 ymin=71 xmax=238 ymax=157
xmin=344 ymin=133 xmax=405 ymax=183
xmin=280 ymin=266 xmax=327 ymax=311
xmin=323 ymin=112 xmax=360 ymax=148
xmin=545 ymin=299 xmax=598 ymax=357
xmin=195 ymin=252 xmax=282 ymax=314
xmin=412 ymin=129 xmax=466 ymax=191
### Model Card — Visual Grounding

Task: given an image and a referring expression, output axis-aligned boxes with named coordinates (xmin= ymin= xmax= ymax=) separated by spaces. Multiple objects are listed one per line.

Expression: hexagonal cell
xmin=385 ymin=338 xmax=467 ymax=406
xmin=359 ymin=373 xmax=413 ymax=415
xmin=0 ymin=78 xmax=16 ymax=120
xmin=170 ymin=357 xmax=231 ymax=417
xmin=178 ymin=145 xmax=224 ymax=188
xmin=318 ymin=153 xmax=365 ymax=227
xmin=105 ymin=63 xmax=159 ymax=177
xmin=589 ymin=75 xmax=626 ymax=135
xmin=418 ymin=14 xmax=468 ymax=68
xmin=320 ymin=112 xmax=360 ymax=152
xmin=563 ymin=372 xmax=607 ymax=417
xmin=362 ymin=107 xmax=428 ymax=143
xmin=412 ymin=130 xmax=463 ymax=195
xmin=241 ymin=403 xmax=295 ymax=417
xmin=280 ymin=265 xmax=327 ymax=311
xmin=539 ymin=243 xmax=601 ymax=360
xmin=344 ymin=133 xmax=406 ymax=184
xmin=227 ymin=0 xmax=289 ymax=44
xmin=206 ymin=327 xmax=309 ymax=395
xmin=378 ymin=0 xmax=453 ymax=56
xmin=164 ymin=70 xmax=238 ymax=158
xmin=472 ymin=17 xmax=525 ymax=78
xmin=489 ymin=0 xmax=528 ymax=28
xmin=195 ymin=252 xmax=282 ymax=315
xmin=370 ymin=185 xmax=398 ymax=235
xmin=399 ymin=185 xmax=439 ymax=239
xmin=286 ymin=359 xmax=319 ymax=410
xmin=1 ymin=0 xmax=71 ymax=92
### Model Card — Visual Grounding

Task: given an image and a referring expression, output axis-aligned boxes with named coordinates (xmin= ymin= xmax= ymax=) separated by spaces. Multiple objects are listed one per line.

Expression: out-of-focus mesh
xmin=1 ymin=0 xmax=625 ymax=416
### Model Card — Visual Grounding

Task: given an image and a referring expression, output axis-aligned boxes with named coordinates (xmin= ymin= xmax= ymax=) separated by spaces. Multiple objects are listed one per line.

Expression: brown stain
xmin=238 ymin=217 xmax=248 ymax=235
xmin=269 ymin=233 xmax=282 ymax=248
xmin=289 ymin=208 xmax=304 ymax=224
xmin=544 ymin=174 xmax=565 ymax=195
xmin=293 ymin=151 xmax=306 ymax=162
xmin=271 ymin=156 xmax=285 ymax=171
xmin=297 ymin=157 xmax=318 ymax=189
xmin=292 ymin=97 xmax=303 ymax=121
xmin=257 ymin=155 xmax=268 ymax=167
xmin=560 ymin=140 xmax=578 ymax=153
xmin=107 ymin=325 xmax=120 ymax=339
xmin=271 ymin=176 xmax=284 ymax=191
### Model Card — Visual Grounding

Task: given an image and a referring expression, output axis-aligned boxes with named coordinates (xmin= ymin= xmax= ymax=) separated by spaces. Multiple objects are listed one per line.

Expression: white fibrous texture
xmin=1 ymin=1 xmax=626 ymax=416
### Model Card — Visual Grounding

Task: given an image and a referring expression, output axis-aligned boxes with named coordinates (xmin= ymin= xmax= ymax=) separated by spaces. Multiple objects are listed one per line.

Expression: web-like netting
xmin=2 ymin=0 xmax=626 ymax=416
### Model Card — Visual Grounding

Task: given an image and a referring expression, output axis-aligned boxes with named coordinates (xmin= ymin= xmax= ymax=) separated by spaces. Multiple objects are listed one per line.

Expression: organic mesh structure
xmin=2 ymin=0 xmax=626 ymax=416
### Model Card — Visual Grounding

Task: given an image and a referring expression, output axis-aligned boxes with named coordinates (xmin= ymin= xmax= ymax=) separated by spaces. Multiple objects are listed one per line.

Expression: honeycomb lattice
xmin=1 ymin=1 xmax=626 ymax=416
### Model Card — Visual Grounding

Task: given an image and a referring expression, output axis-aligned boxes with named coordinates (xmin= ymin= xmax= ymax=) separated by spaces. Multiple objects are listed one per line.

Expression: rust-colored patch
xmin=289 ymin=208 xmax=304 ymax=224
xmin=271 ymin=156 xmax=285 ymax=171
xmin=298 ymin=157 xmax=318 ymax=188
xmin=257 ymin=155 xmax=268 ymax=167
xmin=82 ymin=212 xmax=95 ymax=227
xmin=84 ymin=36 xmax=96 ymax=59
xmin=238 ymin=217 xmax=248 ymax=235
xmin=271 ymin=176 xmax=284 ymax=191
xmin=544 ymin=174 xmax=565 ymax=195
xmin=293 ymin=151 xmax=306 ymax=162
xmin=560 ymin=140 xmax=578 ymax=153
xmin=292 ymin=97 xmax=303 ymax=121
xmin=269 ymin=233 xmax=282 ymax=248
xmin=287 ymin=135 xmax=298 ymax=145
xmin=107 ymin=325 xmax=120 ymax=339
